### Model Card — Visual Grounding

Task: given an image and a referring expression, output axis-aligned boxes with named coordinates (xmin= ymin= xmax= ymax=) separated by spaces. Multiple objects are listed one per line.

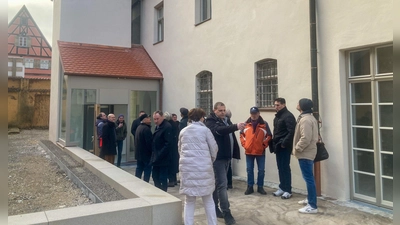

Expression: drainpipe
xmin=309 ymin=0 xmax=321 ymax=196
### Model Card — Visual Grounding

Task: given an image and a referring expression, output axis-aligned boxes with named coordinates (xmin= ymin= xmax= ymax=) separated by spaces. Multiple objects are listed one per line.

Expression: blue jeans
xmin=275 ymin=148 xmax=292 ymax=193
xmin=246 ymin=154 xmax=265 ymax=186
xmin=116 ymin=140 xmax=124 ymax=167
xmin=152 ymin=166 xmax=169 ymax=191
xmin=212 ymin=159 xmax=231 ymax=213
xmin=298 ymin=159 xmax=317 ymax=209
xmin=135 ymin=160 xmax=152 ymax=182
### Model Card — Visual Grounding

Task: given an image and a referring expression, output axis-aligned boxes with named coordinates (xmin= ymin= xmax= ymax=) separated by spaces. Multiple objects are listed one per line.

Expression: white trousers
xmin=184 ymin=194 xmax=217 ymax=225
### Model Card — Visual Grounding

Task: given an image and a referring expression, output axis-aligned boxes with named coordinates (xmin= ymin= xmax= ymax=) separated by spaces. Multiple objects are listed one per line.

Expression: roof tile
xmin=58 ymin=41 xmax=163 ymax=79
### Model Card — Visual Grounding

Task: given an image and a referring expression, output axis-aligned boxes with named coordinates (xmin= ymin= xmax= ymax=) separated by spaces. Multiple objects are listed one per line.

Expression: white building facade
xmin=50 ymin=0 xmax=393 ymax=210
xmin=139 ymin=0 xmax=393 ymax=209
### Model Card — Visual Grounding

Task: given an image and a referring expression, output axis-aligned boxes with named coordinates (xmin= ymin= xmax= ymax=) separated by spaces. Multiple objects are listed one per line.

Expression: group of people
xmin=95 ymin=113 xmax=127 ymax=167
xmin=95 ymin=97 xmax=319 ymax=225
xmin=178 ymin=98 xmax=319 ymax=225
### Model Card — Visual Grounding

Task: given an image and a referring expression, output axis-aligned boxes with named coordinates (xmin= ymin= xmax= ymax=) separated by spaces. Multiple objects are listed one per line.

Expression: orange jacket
xmin=240 ymin=117 xmax=272 ymax=155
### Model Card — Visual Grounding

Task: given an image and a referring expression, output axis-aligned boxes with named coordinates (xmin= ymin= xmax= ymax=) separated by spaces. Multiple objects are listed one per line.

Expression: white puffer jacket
xmin=178 ymin=121 xmax=218 ymax=196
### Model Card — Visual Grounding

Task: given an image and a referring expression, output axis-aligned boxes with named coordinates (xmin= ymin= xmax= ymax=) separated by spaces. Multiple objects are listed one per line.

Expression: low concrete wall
xmin=8 ymin=144 xmax=182 ymax=225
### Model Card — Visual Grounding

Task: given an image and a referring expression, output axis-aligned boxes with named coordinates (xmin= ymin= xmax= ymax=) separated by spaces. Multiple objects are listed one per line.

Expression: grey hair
xmin=164 ymin=111 xmax=172 ymax=121
xmin=225 ymin=109 xmax=232 ymax=118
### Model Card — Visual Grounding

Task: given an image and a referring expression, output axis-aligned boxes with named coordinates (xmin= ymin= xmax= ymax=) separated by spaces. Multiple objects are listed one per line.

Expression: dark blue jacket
xmin=205 ymin=113 xmax=240 ymax=160
xmin=101 ymin=120 xmax=117 ymax=155
xmin=151 ymin=120 xmax=173 ymax=166
xmin=135 ymin=123 xmax=153 ymax=163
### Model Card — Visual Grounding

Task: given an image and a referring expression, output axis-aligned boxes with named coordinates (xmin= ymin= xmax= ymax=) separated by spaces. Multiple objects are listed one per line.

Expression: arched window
xmin=196 ymin=71 xmax=213 ymax=115
xmin=256 ymin=59 xmax=278 ymax=108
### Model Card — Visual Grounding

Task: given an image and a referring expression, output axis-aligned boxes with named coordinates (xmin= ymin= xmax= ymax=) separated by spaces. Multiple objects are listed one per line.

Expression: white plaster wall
xmin=49 ymin=0 xmax=62 ymax=142
xmin=50 ymin=0 xmax=132 ymax=142
xmin=141 ymin=0 xmax=393 ymax=202
xmin=316 ymin=1 xmax=393 ymax=201
xmin=141 ymin=0 xmax=311 ymax=192
xmin=59 ymin=0 xmax=131 ymax=47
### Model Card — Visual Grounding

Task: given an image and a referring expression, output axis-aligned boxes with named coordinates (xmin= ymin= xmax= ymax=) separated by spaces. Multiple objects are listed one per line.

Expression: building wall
xmin=8 ymin=78 xmax=51 ymax=128
xmin=316 ymin=1 xmax=393 ymax=201
xmin=140 ymin=0 xmax=392 ymax=201
xmin=50 ymin=0 xmax=132 ymax=142
xmin=141 ymin=0 xmax=311 ymax=192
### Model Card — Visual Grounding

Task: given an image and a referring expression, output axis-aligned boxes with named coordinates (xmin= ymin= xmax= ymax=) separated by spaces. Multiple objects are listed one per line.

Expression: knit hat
xmin=139 ymin=113 xmax=149 ymax=121
xmin=118 ymin=114 xmax=124 ymax=119
xmin=180 ymin=107 xmax=189 ymax=116
xmin=299 ymin=98 xmax=313 ymax=111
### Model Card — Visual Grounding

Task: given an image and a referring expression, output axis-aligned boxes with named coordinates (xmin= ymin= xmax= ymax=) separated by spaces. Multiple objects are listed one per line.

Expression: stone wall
xmin=8 ymin=77 xmax=50 ymax=128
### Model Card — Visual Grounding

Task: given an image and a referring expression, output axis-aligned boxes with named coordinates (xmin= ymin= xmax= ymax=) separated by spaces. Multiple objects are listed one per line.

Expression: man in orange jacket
xmin=240 ymin=107 xmax=272 ymax=195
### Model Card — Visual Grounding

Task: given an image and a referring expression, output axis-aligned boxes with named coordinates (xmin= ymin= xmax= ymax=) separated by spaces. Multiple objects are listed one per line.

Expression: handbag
xmin=314 ymin=135 xmax=329 ymax=162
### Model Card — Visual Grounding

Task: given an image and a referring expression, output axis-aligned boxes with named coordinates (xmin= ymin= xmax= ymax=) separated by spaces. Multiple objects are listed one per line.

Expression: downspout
xmin=309 ymin=0 xmax=321 ymax=196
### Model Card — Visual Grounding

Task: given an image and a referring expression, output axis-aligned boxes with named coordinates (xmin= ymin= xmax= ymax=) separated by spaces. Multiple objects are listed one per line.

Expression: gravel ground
xmin=8 ymin=129 xmax=125 ymax=216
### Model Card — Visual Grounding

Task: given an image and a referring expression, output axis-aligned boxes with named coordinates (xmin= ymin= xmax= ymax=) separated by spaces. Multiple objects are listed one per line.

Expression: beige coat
xmin=292 ymin=113 xmax=318 ymax=160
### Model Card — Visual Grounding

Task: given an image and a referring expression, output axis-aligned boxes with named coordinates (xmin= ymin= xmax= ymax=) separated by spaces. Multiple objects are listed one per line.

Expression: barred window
xmin=256 ymin=59 xmax=278 ymax=108
xmin=196 ymin=71 xmax=213 ymax=115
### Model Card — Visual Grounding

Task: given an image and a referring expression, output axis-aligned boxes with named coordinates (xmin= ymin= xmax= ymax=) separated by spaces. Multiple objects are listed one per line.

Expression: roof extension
xmin=58 ymin=41 xmax=163 ymax=80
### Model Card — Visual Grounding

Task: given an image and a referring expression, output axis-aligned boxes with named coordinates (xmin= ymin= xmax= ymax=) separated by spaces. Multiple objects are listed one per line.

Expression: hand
xmin=237 ymin=122 xmax=245 ymax=131
xmin=118 ymin=123 xmax=123 ymax=128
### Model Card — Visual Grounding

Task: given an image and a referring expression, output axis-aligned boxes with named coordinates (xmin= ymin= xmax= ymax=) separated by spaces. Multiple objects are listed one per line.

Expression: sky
xmin=8 ymin=0 xmax=54 ymax=45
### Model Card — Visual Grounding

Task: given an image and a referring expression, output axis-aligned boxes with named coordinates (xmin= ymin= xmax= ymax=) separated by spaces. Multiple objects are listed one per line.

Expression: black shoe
xmin=257 ymin=186 xmax=267 ymax=195
xmin=244 ymin=186 xmax=254 ymax=195
xmin=168 ymin=182 xmax=175 ymax=187
xmin=216 ymin=207 xmax=224 ymax=218
xmin=227 ymin=184 xmax=233 ymax=189
xmin=223 ymin=211 xmax=236 ymax=225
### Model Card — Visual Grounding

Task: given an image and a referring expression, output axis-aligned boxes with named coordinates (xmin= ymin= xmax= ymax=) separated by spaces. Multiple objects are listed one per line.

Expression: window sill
xmin=259 ymin=108 xmax=276 ymax=112
xmin=195 ymin=18 xmax=211 ymax=27
xmin=153 ymin=40 xmax=164 ymax=45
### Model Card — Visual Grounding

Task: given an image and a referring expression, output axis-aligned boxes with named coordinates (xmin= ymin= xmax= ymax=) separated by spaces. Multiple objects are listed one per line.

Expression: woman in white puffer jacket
xmin=178 ymin=108 xmax=218 ymax=225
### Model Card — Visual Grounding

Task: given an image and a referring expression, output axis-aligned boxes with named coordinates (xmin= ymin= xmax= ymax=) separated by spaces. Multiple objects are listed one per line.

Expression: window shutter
xmin=14 ymin=36 xmax=19 ymax=46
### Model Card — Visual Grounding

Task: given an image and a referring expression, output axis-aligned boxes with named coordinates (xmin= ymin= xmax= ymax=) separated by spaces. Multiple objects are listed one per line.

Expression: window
xmin=155 ymin=2 xmax=164 ymax=43
xmin=19 ymin=36 xmax=27 ymax=47
xmin=24 ymin=58 xmax=34 ymax=68
xmin=255 ymin=59 xmax=278 ymax=108
xmin=196 ymin=71 xmax=213 ymax=115
xmin=348 ymin=45 xmax=393 ymax=208
xmin=195 ymin=0 xmax=211 ymax=25
xmin=40 ymin=60 xmax=49 ymax=69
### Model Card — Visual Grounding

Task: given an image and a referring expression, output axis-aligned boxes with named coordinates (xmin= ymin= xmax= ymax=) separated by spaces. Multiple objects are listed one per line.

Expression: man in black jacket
xmin=205 ymin=102 xmax=245 ymax=225
xmin=150 ymin=110 xmax=173 ymax=192
xmin=134 ymin=113 xmax=153 ymax=182
xmin=131 ymin=111 xmax=146 ymax=137
xmin=271 ymin=98 xmax=296 ymax=200
xmin=101 ymin=114 xmax=117 ymax=164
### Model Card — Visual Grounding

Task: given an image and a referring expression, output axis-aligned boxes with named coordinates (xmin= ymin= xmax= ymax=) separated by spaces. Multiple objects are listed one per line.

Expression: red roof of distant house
xmin=58 ymin=41 xmax=163 ymax=80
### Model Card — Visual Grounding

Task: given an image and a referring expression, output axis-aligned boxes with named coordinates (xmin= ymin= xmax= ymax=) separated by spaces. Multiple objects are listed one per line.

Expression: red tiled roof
xmin=58 ymin=41 xmax=163 ymax=80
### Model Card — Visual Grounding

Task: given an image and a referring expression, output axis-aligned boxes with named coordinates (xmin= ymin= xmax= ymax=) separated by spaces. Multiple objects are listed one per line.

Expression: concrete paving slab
xmin=122 ymin=166 xmax=393 ymax=225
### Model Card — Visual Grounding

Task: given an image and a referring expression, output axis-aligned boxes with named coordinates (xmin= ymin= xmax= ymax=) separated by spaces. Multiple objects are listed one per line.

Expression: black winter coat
xmin=205 ymin=113 xmax=240 ymax=160
xmin=131 ymin=117 xmax=141 ymax=137
xmin=134 ymin=123 xmax=153 ymax=163
xmin=179 ymin=116 xmax=188 ymax=131
xmin=101 ymin=120 xmax=117 ymax=155
xmin=168 ymin=120 xmax=179 ymax=173
xmin=150 ymin=120 xmax=173 ymax=166
xmin=272 ymin=107 xmax=296 ymax=152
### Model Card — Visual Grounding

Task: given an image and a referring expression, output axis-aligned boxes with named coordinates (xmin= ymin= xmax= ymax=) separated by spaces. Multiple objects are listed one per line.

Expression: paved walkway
xmin=121 ymin=165 xmax=392 ymax=225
